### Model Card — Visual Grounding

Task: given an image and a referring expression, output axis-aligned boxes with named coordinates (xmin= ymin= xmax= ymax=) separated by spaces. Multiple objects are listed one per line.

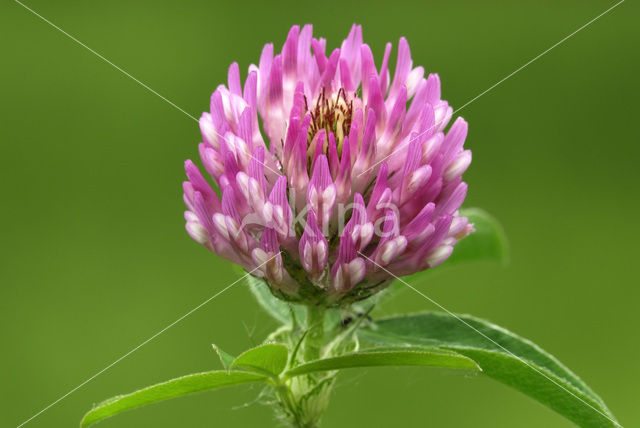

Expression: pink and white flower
xmin=184 ymin=24 xmax=473 ymax=305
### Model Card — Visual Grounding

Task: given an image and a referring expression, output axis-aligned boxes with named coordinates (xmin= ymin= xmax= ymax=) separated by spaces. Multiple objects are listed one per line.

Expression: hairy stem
xmin=303 ymin=305 xmax=325 ymax=362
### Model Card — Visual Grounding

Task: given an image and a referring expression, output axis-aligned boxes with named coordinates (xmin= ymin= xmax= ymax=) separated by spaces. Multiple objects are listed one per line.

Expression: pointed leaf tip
xmin=358 ymin=312 xmax=618 ymax=428
xmin=211 ymin=344 xmax=235 ymax=371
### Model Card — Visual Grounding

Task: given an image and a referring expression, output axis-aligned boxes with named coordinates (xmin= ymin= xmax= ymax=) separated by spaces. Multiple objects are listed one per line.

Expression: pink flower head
xmin=184 ymin=24 xmax=473 ymax=306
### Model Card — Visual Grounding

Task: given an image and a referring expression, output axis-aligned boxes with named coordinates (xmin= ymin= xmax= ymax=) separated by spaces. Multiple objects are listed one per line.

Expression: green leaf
xmin=247 ymin=275 xmax=304 ymax=325
xmin=211 ymin=343 xmax=235 ymax=370
xmin=403 ymin=208 xmax=507 ymax=282
xmin=285 ymin=347 xmax=479 ymax=377
xmin=447 ymin=207 xmax=508 ymax=266
xmin=230 ymin=343 xmax=289 ymax=377
xmin=369 ymin=208 xmax=508 ymax=309
xmin=80 ymin=371 xmax=266 ymax=427
xmin=358 ymin=312 xmax=618 ymax=428
xmin=246 ymin=275 xmax=343 ymax=329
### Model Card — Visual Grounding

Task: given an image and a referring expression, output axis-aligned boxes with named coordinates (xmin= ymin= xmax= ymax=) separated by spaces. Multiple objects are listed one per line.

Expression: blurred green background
xmin=1 ymin=0 xmax=638 ymax=426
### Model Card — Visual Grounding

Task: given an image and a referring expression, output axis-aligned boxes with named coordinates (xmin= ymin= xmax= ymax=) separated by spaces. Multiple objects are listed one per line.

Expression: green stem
xmin=303 ymin=305 xmax=325 ymax=362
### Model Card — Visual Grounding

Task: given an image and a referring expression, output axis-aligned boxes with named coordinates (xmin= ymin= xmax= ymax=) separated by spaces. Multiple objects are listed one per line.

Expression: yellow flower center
xmin=305 ymin=87 xmax=353 ymax=158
